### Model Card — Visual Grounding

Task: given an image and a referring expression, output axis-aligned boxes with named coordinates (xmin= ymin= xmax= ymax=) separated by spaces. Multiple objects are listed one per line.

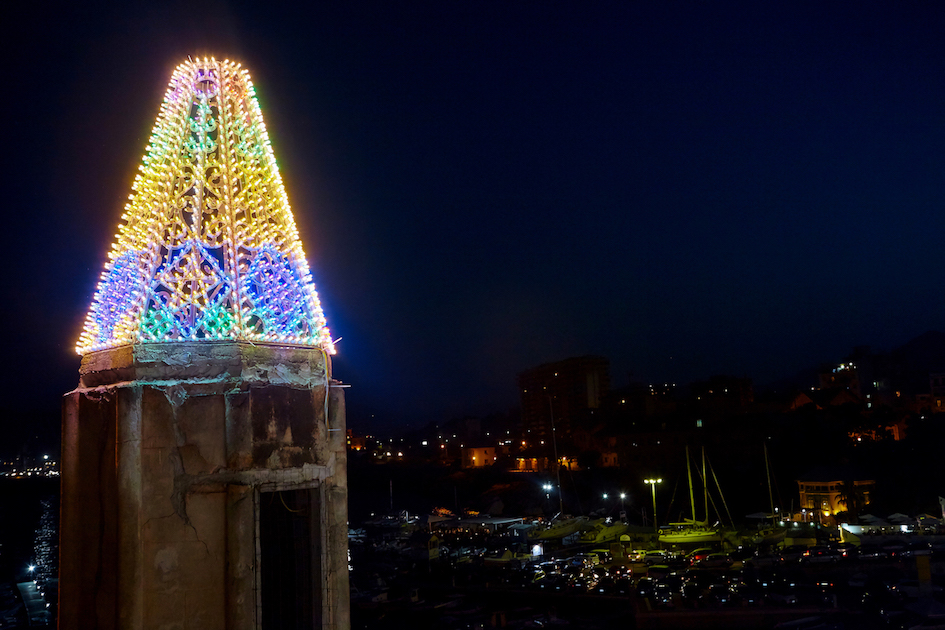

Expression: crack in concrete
xmin=142 ymin=511 xmax=178 ymax=528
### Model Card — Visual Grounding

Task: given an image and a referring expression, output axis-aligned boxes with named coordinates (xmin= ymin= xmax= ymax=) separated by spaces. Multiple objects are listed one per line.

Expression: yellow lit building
xmin=797 ymin=470 xmax=874 ymax=522
xmin=463 ymin=446 xmax=498 ymax=468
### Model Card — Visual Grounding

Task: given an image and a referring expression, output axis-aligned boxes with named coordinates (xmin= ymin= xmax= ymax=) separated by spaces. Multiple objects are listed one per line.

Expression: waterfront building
xmin=518 ymin=356 xmax=610 ymax=453
xmin=796 ymin=467 xmax=874 ymax=524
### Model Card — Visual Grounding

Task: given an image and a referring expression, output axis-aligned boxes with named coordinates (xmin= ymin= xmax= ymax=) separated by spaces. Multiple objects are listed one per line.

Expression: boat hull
xmin=659 ymin=529 xmax=721 ymax=544
xmin=528 ymin=517 xmax=590 ymax=540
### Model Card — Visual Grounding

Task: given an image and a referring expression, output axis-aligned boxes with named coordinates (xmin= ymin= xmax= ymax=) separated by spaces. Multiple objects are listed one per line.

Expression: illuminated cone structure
xmin=77 ymin=58 xmax=334 ymax=354
xmin=61 ymin=59 xmax=349 ymax=630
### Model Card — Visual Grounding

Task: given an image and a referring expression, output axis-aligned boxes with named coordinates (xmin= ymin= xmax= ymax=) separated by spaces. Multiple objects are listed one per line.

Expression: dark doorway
xmin=259 ymin=488 xmax=322 ymax=629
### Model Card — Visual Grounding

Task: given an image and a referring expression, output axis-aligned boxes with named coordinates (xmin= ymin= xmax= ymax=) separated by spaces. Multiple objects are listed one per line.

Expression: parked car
xmin=536 ymin=573 xmax=568 ymax=592
xmin=696 ymin=553 xmax=733 ymax=569
xmin=571 ymin=553 xmax=598 ymax=567
xmin=773 ymin=616 xmax=844 ymax=629
xmin=735 ymin=583 xmax=765 ymax=606
xmin=647 ymin=564 xmax=673 ymax=580
xmin=636 ymin=577 xmax=656 ymax=598
xmin=567 ymin=572 xmax=598 ymax=593
xmin=779 ymin=545 xmax=808 ymax=563
xmin=609 ymin=564 xmax=632 ymax=578
xmin=847 ymin=573 xmax=869 ymax=589
xmin=746 ymin=551 xmax=780 ymax=567
xmin=699 ymin=582 xmax=738 ymax=607
xmin=835 ymin=542 xmax=858 ymax=560
xmin=766 ymin=588 xmax=799 ymax=606
xmin=680 ymin=568 xmax=714 ymax=600
xmin=596 ymin=576 xmax=616 ymax=595
xmin=611 ymin=576 xmax=632 ymax=596
xmin=644 ymin=550 xmax=669 ymax=565
xmin=652 ymin=581 xmax=676 ymax=608
xmin=889 ymin=579 xmax=944 ymax=599
xmin=686 ymin=548 xmax=714 ymax=564
xmin=801 ymin=546 xmax=840 ymax=564
xmin=857 ymin=545 xmax=888 ymax=560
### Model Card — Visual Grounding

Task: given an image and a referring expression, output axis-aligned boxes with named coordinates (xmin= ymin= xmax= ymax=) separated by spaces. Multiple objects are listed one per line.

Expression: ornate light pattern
xmin=77 ymin=58 xmax=334 ymax=355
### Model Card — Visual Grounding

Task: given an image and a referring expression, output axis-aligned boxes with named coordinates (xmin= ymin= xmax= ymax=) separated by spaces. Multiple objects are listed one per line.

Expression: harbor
xmin=348 ymin=502 xmax=945 ymax=629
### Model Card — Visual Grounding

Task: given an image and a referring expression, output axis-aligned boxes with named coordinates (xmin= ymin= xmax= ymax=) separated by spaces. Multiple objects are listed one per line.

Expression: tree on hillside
xmin=835 ymin=480 xmax=868 ymax=522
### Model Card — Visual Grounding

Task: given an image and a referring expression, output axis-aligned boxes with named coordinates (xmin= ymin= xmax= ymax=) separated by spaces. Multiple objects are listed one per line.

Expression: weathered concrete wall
xmin=60 ymin=342 xmax=348 ymax=630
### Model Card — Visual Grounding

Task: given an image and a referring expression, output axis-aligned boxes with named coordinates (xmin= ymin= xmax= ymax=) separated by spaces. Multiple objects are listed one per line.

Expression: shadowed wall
xmin=60 ymin=342 xmax=349 ymax=629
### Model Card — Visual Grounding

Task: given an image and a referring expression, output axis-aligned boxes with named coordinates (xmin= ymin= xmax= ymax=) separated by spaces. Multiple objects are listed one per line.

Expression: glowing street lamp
xmin=644 ymin=478 xmax=662 ymax=532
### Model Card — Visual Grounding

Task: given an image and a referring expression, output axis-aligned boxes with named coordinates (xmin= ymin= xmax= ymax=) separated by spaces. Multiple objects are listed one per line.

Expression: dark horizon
xmin=8 ymin=328 xmax=937 ymax=451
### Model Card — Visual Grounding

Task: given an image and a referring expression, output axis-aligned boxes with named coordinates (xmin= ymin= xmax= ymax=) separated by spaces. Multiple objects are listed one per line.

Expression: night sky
xmin=2 ymin=1 xmax=943 ymax=443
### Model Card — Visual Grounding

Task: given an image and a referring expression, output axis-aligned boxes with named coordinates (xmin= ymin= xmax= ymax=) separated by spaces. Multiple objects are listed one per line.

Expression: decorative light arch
xmin=77 ymin=58 xmax=334 ymax=355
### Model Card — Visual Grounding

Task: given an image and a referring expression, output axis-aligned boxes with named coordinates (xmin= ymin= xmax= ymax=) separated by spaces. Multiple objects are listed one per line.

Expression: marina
xmin=348 ymin=501 xmax=945 ymax=629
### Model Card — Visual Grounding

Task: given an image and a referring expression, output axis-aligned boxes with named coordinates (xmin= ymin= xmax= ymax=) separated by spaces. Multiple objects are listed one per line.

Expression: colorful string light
xmin=77 ymin=58 xmax=334 ymax=355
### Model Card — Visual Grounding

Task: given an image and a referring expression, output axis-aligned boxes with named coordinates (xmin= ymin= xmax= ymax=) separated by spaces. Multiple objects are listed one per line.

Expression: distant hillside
xmin=894 ymin=330 xmax=945 ymax=372
xmin=890 ymin=330 xmax=945 ymax=393
xmin=762 ymin=330 xmax=945 ymax=395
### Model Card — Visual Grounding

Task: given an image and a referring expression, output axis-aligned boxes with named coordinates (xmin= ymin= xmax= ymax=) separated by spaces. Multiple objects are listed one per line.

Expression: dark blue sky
xmin=3 ymin=1 xmax=943 ymax=438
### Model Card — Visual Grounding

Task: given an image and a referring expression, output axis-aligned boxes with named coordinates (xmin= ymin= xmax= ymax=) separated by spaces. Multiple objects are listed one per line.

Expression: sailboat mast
xmin=765 ymin=443 xmax=775 ymax=517
xmin=702 ymin=447 xmax=708 ymax=523
xmin=686 ymin=446 xmax=696 ymax=522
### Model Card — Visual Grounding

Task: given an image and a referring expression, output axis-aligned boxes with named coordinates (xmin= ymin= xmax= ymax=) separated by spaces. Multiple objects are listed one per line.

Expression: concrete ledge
xmin=78 ymin=342 xmax=329 ymax=388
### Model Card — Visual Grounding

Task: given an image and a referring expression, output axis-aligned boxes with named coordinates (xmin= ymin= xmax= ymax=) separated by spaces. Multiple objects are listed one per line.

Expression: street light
xmin=644 ymin=478 xmax=662 ymax=533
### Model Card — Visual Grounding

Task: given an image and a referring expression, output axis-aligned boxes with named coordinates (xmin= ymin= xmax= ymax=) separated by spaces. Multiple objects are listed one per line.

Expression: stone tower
xmin=61 ymin=58 xmax=348 ymax=630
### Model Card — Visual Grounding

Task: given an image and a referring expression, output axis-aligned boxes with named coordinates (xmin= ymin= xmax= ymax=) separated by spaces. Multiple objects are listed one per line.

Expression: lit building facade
xmin=796 ymin=472 xmax=874 ymax=522
xmin=518 ymin=356 xmax=609 ymax=452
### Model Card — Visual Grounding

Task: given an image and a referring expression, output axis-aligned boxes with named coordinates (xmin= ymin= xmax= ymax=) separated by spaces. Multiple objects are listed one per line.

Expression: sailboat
xmin=528 ymin=515 xmax=591 ymax=540
xmin=750 ymin=444 xmax=787 ymax=546
xmin=659 ymin=446 xmax=725 ymax=545
xmin=660 ymin=520 xmax=721 ymax=544
xmin=579 ymin=518 xmax=629 ymax=544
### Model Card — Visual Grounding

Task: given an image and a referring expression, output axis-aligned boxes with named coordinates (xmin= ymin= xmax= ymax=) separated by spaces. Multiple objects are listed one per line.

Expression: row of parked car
xmin=636 ymin=565 xmax=842 ymax=610
xmin=645 ymin=538 xmax=945 ymax=572
xmin=747 ymin=539 xmax=945 ymax=567
xmin=640 ymin=547 xmax=735 ymax=569
xmin=492 ymin=553 xmax=635 ymax=595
